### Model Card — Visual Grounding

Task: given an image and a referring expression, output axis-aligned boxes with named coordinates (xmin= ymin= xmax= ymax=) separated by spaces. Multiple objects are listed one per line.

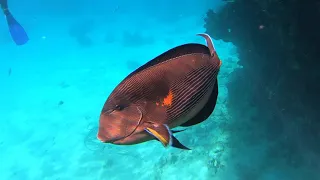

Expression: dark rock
xmin=204 ymin=0 xmax=320 ymax=177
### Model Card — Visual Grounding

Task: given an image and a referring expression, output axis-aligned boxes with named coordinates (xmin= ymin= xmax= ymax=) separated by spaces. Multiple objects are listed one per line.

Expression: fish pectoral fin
xmin=172 ymin=129 xmax=187 ymax=133
xmin=145 ymin=124 xmax=172 ymax=147
xmin=145 ymin=124 xmax=191 ymax=150
xmin=171 ymin=136 xmax=191 ymax=150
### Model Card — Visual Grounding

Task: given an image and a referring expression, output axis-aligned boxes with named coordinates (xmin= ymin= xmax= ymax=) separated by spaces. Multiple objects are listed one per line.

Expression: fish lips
xmin=97 ymin=128 xmax=114 ymax=143
xmin=97 ymin=106 xmax=143 ymax=143
xmin=97 ymin=113 xmax=128 ymax=143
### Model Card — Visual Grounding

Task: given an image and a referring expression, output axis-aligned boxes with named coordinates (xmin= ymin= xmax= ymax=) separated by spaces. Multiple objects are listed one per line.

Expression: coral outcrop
xmin=204 ymin=0 xmax=320 ymax=178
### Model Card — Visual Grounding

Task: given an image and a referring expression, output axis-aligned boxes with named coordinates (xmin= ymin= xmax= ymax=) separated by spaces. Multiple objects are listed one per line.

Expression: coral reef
xmin=204 ymin=0 xmax=320 ymax=178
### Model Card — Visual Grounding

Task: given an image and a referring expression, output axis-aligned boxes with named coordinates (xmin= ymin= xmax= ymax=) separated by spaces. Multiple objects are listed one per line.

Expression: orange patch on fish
xmin=162 ymin=90 xmax=173 ymax=107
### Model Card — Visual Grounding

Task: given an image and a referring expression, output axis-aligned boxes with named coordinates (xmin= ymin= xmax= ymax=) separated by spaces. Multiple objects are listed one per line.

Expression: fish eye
xmin=115 ymin=104 xmax=124 ymax=111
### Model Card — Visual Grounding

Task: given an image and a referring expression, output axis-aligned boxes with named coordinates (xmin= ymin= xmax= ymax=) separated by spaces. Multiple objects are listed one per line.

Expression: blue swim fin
xmin=5 ymin=12 xmax=29 ymax=45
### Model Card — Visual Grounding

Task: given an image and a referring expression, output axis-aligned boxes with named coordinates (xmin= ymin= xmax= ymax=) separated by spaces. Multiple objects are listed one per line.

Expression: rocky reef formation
xmin=204 ymin=0 xmax=320 ymax=179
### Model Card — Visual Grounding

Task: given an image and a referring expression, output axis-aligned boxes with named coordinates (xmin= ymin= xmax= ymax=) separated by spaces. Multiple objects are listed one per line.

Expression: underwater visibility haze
xmin=1 ymin=0 xmax=319 ymax=180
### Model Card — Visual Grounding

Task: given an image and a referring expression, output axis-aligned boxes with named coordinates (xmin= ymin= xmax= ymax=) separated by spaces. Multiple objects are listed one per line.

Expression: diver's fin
xmin=145 ymin=124 xmax=191 ymax=150
xmin=145 ymin=124 xmax=172 ymax=147
xmin=5 ymin=11 xmax=29 ymax=45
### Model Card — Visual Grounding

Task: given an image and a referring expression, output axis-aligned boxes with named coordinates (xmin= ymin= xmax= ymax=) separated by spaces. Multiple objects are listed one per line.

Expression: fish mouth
xmin=97 ymin=133 xmax=109 ymax=143
xmin=97 ymin=107 xmax=143 ymax=143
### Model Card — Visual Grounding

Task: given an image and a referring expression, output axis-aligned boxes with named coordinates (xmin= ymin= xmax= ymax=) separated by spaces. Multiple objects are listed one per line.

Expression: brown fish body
xmin=98 ymin=33 xmax=222 ymax=150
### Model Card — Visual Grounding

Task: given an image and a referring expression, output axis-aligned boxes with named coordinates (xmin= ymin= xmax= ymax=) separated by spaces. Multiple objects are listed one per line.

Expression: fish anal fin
xmin=180 ymin=79 xmax=219 ymax=127
xmin=145 ymin=124 xmax=172 ymax=147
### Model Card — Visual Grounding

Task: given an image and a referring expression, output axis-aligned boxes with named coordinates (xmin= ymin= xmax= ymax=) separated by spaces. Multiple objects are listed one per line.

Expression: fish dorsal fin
xmin=197 ymin=33 xmax=215 ymax=57
xmin=123 ymin=43 xmax=210 ymax=81
xmin=180 ymin=79 xmax=219 ymax=127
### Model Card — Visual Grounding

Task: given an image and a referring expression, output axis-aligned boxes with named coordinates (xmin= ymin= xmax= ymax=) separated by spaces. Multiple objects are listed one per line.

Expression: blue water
xmin=0 ymin=1 xmax=247 ymax=180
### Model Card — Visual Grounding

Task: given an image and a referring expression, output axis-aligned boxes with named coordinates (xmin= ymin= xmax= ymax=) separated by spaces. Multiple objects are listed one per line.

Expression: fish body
xmin=97 ymin=33 xmax=222 ymax=150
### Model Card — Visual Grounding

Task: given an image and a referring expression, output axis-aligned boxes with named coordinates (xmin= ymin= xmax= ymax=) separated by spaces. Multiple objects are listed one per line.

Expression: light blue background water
xmin=0 ymin=1 xmax=244 ymax=179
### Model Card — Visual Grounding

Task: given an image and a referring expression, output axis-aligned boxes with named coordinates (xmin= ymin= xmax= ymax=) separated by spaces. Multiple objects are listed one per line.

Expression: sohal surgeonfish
xmin=97 ymin=33 xmax=222 ymax=150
